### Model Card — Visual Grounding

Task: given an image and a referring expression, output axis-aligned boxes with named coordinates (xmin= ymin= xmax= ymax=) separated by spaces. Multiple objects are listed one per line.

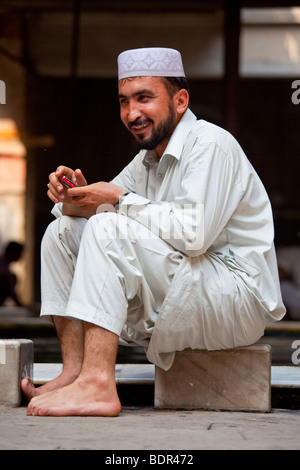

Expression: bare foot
xmin=21 ymin=368 xmax=80 ymax=403
xmin=21 ymin=377 xmax=40 ymax=401
xmin=26 ymin=372 xmax=121 ymax=417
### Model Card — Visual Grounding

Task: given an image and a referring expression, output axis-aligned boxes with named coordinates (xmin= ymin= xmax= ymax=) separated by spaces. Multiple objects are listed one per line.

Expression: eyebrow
xmin=118 ymin=88 xmax=156 ymax=100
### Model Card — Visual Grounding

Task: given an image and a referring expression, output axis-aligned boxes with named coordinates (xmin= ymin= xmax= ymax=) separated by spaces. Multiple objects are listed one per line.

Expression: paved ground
xmin=0 ymin=404 xmax=299 ymax=451
xmin=1 ymin=312 xmax=299 ymax=452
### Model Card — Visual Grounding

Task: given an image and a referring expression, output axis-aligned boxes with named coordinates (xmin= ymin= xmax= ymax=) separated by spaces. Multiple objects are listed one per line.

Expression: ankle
xmin=60 ymin=364 xmax=82 ymax=383
xmin=77 ymin=369 xmax=115 ymax=391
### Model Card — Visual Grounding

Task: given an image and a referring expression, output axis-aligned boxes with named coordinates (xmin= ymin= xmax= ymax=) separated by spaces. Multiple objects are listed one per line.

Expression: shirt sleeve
xmin=49 ymin=154 xmax=142 ymax=219
xmin=110 ymin=154 xmax=141 ymax=193
xmin=51 ymin=202 xmax=63 ymax=218
xmin=119 ymin=141 xmax=244 ymax=257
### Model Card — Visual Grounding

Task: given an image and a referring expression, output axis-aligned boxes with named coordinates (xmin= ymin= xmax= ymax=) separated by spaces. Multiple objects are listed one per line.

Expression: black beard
xmin=130 ymin=103 xmax=177 ymax=151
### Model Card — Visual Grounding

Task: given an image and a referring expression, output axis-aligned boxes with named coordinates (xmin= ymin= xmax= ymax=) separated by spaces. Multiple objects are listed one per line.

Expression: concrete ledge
xmin=155 ymin=346 xmax=271 ymax=412
xmin=0 ymin=339 xmax=34 ymax=406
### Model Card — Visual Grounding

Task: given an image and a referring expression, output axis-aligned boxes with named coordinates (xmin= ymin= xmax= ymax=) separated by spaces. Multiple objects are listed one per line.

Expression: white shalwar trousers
xmin=40 ymin=213 xmax=183 ymax=350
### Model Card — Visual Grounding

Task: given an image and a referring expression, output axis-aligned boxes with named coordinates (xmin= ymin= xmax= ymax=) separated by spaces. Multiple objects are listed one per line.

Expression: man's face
xmin=118 ymin=76 xmax=178 ymax=156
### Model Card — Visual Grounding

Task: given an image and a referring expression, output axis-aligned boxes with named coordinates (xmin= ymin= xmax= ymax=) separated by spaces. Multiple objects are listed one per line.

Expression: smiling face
xmin=118 ymin=76 xmax=188 ymax=158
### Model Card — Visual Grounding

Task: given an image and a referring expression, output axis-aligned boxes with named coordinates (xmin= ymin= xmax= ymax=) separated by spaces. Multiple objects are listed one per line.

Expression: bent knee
xmin=86 ymin=212 xmax=126 ymax=239
xmin=42 ymin=215 xmax=87 ymax=250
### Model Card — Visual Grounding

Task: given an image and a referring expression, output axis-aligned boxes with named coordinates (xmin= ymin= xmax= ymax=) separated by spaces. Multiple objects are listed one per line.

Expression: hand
xmin=47 ymin=166 xmax=87 ymax=205
xmin=66 ymin=181 xmax=126 ymax=214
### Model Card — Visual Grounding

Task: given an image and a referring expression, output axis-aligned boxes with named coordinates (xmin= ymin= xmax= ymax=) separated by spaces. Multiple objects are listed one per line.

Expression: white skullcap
xmin=117 ymin=47 xmax=185 ymax=80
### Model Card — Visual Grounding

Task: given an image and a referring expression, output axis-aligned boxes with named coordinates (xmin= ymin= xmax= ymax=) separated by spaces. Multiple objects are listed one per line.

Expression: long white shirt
xmin=52 ymin=108 xmax=285 ymax=369
xmin=111 ymin=108 xmax=285 ymax=367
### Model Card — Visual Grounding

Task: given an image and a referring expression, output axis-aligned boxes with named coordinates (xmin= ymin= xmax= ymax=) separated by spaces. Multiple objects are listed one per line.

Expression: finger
xmin=48 ymin=173 xmax=64 ymax=199
xmin=47 ymin=187 xmax=60 ymax=204
xmin=66 ymin=185 xmax=86 ymax=198
xmin=55 ymin=166 xmax=75 ymax=185
xmin=49 ymin=171 xmax=63 ymax=190
xmin=74 ymin=168 xmax=87 ymax=186
xmin=55 ymin=165 xmax=72 ymax=177
xmin=67 ymin=192 xmax=89 ymax=207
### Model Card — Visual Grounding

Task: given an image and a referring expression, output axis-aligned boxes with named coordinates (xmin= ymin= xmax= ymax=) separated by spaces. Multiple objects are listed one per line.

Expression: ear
xmin=174 ymin=89 xmax=189 ymax=115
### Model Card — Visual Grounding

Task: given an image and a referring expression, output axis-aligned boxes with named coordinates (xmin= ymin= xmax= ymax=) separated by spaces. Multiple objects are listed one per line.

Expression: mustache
xmin=128 ymin=117 xmax=152 ymax=130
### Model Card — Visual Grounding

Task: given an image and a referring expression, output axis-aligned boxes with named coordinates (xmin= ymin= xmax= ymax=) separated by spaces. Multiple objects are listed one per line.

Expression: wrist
xmin=115 ymin=192 xmax=130 ymax=212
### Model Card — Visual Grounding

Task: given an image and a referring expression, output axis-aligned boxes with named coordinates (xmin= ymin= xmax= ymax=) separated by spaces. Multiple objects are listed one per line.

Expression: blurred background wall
xmin=0 ymin=0 xmax=299 ymax=307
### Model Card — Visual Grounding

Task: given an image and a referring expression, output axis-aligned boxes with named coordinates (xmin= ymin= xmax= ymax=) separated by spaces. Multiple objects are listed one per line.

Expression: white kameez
xmin=43 ymin=109 xmax=285 ymax=370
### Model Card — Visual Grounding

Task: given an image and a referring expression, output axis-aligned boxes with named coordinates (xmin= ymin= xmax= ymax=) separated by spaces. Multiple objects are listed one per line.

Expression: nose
xmin=126 ymin=101 xmax=142 ymax=124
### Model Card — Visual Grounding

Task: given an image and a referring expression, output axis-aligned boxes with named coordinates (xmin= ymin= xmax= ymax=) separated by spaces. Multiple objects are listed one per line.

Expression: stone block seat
xmin=155 ymin=345 xmax=272 ymax=412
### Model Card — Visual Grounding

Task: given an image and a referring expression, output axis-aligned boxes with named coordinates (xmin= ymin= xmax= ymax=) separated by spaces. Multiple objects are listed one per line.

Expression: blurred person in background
xmin=0 ymin=241 xmax=24 ymax=307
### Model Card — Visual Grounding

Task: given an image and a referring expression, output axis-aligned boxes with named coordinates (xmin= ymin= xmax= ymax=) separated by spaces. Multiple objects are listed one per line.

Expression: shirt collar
xmin=143 ymin=108 xmax=197 ymax=167
xmin=162 ymin=108 xmax=197 ymax=160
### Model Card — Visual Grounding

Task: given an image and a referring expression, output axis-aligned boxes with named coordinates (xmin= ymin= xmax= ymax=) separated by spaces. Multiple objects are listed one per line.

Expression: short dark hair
xmin=119 ymin=76 xmax=190 ymax=105
xmin=162 ymin=77 xmax=190 ymax=98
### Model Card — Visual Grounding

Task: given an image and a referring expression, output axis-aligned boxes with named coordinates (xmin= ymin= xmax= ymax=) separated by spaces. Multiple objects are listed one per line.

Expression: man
xmin=21 ymin=47 xmax=285 ymax=416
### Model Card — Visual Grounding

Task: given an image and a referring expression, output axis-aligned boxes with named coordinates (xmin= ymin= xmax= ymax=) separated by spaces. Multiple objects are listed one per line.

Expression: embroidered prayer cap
xmin=117 ymin=47 xmax=185 ymax=80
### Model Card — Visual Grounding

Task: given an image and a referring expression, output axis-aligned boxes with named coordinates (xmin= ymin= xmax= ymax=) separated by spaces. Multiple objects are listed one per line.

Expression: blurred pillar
xmin=0 ymin=118 xmax=27 ymax=304
xmin=223 ymin=1 xmax=241 ymax=138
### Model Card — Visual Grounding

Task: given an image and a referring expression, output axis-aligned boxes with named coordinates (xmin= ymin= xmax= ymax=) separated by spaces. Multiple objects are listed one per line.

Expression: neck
xmin=155 ymin=114 xmax=183 ymax=159
xmin=155 ymin=141 xmax=168 ymax=160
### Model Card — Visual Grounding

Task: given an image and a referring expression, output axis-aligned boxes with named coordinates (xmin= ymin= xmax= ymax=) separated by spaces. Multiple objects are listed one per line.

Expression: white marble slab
xmin=115 ymin=363 xmax=155 ymax=384
xmin=33 ymin=363 xmax=63 ymax=384
xmin=33 ymin=363 xmax=155 ymax=385
xmin=33 ymin=363 xmax=300 ymax=389
xmin=271 ymin=366 xmax=300 ymax=388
